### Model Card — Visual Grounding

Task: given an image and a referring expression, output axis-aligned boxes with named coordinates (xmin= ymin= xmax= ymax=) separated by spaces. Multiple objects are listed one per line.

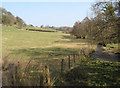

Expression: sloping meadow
xmin=2 ymin=26 xmax=96 ymax=86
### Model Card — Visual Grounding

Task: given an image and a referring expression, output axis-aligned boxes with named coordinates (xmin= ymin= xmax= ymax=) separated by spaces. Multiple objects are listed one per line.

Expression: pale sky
xmin=2 ymin=1 xmax=95 ymax=27
xmin=2 ymin=0 xmax=95 ymax=2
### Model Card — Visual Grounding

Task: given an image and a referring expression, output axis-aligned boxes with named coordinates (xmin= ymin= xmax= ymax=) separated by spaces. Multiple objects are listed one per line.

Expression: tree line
xmin=71 ymin=1 xmax=120 ymax=45
xmin=1 ymin=8 xmax=26 ymax=28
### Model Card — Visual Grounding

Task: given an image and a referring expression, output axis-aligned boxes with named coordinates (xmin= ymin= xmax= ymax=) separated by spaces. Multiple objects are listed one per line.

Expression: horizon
xmin=2 ymin=2 xmax=94 ymax=27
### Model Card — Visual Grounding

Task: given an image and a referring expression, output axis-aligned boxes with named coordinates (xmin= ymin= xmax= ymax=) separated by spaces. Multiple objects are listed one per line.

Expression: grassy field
xmin=2 ymin=25 xmax=95 ymax=86
xmin=2 ymin=26 xmax=120 ymax=86
xmin=2 ymin=26 xmax=93 ymax=60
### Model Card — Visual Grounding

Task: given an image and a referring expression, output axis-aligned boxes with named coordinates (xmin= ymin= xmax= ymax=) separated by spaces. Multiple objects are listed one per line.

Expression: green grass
xmin=106 ymin=43 xmax=119 ymax=50
xmin=2 ymin=26 xmax=120 ymax=86
xmin=2 ymin=26 xmax=92 ymax=60
xmin=23 ymin=25 xmax=56 ymax=31
xmin=107 ymin=43 xmax=119 ymax=52
xmin=2 ymin=26 xmax=94 ymax=84
xmin=102 ymin=43 xmax=120 ymax=54
xmin=55 ymin=58 xmax=120 ymax=86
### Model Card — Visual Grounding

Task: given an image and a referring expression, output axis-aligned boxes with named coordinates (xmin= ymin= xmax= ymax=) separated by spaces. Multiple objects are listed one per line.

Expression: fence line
xmin=3 ymin=49 xmax=88 ymax=86
xmin=60 ymin=52 xmax=86 ymax=73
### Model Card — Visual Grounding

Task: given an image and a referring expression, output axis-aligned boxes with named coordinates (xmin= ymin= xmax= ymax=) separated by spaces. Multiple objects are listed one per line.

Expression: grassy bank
xmin=55 ymin=58 xmax=120 ymax=86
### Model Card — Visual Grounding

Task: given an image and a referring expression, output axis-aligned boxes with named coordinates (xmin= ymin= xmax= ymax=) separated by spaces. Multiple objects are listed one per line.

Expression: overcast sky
xmin=2 ymin=1 xmax=95 ymax=27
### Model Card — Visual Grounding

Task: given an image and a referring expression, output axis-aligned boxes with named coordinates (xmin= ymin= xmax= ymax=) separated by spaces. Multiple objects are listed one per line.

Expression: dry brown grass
xmin=2 ymin=55 xmax=50 ymax=86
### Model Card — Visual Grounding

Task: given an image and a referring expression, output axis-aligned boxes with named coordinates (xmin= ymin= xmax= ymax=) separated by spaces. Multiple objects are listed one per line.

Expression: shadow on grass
xmin=10 ymin=47 xmax=78 ymax=59
xmin=54 ymin=35 xmax=88 ymax=44
xmin=55 ymin=60 xmax=120 ymax=86
xmin=10 ymin=47 xmax=79 ymax=79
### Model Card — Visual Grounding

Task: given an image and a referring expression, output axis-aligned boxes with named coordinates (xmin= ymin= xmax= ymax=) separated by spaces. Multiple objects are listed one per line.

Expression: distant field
xmin=24 ymin=26 xmax=56 ymax=31
xmin=2 ymin=26 xmax=95 ymax=60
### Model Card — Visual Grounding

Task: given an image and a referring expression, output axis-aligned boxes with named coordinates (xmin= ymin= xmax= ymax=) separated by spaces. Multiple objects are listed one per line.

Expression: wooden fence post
xmin=15 ymin=65 xmax=18 ymax=85
xmin=73 ymin=54 xmax=76 ymax=64
xmin=15 ymin=61 xmax=20 ymax=86
xmin=44 ymin=65 xmax=50 ymax=86
xmin=68 ymin=55 xmax=71 ymax=69
xmin=72 ymin=54 xmax=75 ymax=67
xmin=9 ymin=64 xmax=16 ymax=86
xmin=61 ymin=59 xmax=64 ymax=73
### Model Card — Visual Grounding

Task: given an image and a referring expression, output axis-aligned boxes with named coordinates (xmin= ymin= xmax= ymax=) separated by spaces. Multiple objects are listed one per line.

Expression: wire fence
xmin=2 ymin=48 xmax=91 ymax=86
